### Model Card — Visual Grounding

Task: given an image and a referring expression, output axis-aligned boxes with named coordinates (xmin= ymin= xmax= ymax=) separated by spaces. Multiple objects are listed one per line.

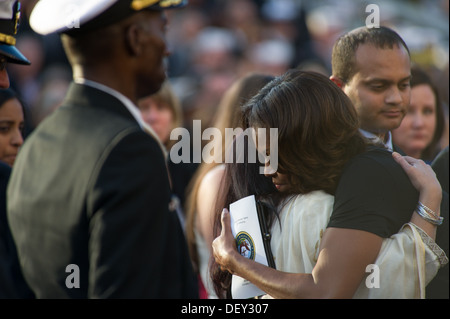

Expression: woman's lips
xmin=274 ymin=183 xmax=284 ymax=190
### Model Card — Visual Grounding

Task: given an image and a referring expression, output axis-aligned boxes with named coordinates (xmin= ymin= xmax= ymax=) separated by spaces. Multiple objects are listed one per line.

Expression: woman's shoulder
xmin=300 ymin=190 xmax=334 ymax=201
xmin=197 ymin=164 xmax=226 ymax=204
xmin=276 ymin=191 xmax=334 ymax=234
xmin=287 ymin=191 xmax=334 ymax=213
xmin=200 ymin=164 xmax=225 ymax=186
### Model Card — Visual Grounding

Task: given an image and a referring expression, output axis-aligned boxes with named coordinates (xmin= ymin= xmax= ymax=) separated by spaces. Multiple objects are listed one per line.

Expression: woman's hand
xmin=212 ymin=209 xmax=241 ymax=274
xmin=392 ymin=152 xmax=442 ymax=239
xmin=392 ymin=152 xmax=441 ymax=197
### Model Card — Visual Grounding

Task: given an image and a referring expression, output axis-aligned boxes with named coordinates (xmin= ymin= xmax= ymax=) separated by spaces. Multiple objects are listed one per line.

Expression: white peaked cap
xmin=29 ymin=0 xmax=187 ymax=35
xmin=30 ymin=0 xmax=118 ymax=35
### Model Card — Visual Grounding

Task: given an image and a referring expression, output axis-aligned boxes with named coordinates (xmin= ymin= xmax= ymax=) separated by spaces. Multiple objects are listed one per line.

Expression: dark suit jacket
xmin=427 ymin=146 xmax=449 ymax=299
xmin=7 ymin=83 xmax=198 ymax=298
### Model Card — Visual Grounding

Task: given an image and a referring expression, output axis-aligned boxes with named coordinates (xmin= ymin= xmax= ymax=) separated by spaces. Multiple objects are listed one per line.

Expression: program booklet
xmin=229 ymin=195 xmax=275 ymax=299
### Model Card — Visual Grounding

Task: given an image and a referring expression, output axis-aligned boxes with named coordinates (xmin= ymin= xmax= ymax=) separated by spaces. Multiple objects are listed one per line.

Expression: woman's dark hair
xmin=245 ymin=69 xmax=366 ymax=195
xmin=0 ymin=88 xmax=27 ymax=136
xmin=210 ymin=69 xmax=367 ymax=298
xmin=0 ymin=87 xmax=19 ymax=106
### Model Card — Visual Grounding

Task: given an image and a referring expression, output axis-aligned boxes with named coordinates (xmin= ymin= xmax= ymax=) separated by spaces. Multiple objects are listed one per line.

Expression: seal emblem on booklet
xmin=229 ymin=195 xmax=276 ymax=299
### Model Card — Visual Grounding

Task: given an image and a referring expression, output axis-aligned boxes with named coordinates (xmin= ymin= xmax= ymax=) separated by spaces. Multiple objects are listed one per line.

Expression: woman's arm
xmin=212 ymin=209 xmax=382 ymax=299
xmin=392 ymin=152 xmax=442 ymax=239
xmin=197 ymin=165 xmax=225 ymax=252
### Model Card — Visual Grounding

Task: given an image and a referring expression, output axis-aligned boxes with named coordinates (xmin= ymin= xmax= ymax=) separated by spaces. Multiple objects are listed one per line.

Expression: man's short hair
xmin=331 ymin=26 xmax=410 ymax=84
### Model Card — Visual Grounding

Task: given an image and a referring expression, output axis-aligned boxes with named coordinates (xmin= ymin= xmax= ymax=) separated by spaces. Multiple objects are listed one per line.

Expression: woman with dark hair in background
xmin=0 ymin=88 xmax=25 ymax=167
xmin=392 ymin=66 xmax=446 ymax=163
xmin=0 ymin=88 xmax=33 ymax=298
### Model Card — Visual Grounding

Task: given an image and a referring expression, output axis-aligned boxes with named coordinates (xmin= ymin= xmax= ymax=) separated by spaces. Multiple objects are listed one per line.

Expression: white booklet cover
xmin=230 ymin=195 xmax=268 ymax=299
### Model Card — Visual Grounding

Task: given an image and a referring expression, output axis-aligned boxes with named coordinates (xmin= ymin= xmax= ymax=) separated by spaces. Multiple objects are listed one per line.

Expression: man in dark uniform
xmin=0 ymin=0 xmax=33 ymax=298
xmin=7 ymin=0 xmax=198 ymax=298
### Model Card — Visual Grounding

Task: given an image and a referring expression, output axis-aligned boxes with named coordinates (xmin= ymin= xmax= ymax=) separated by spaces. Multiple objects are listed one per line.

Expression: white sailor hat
xmin=29 ymin=0 xmax=187 ymax=36
xmin=0 ymin=0 xmax=30 ymax=64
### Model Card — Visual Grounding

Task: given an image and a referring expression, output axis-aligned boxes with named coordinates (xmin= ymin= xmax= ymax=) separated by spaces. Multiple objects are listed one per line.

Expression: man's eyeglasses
xmin=0 ymin=58 xmax=7 ymax=71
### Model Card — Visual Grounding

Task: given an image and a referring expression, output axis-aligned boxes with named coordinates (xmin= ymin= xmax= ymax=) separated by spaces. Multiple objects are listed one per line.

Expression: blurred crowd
xmin=8 ymin=0 xmax=449 ymax=153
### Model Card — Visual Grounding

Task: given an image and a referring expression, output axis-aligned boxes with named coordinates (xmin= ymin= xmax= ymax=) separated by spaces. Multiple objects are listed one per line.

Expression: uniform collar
xmin=74 ymin=78 xmax=167 ymax=158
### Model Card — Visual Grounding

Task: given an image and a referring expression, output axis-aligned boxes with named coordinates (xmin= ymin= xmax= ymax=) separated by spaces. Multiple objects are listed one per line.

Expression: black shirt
xmin=328 ymin=147 xmax=419 ymax=238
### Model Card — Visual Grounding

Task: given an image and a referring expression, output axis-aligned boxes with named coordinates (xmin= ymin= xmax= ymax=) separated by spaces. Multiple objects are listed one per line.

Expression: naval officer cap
xmin=0 ymin=0 xmax=30 ymax=64
xmin=29 ymin=0 xmax=188 ymax=36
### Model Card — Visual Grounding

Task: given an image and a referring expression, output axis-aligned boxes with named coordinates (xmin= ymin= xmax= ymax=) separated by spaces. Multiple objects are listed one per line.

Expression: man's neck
xmin=72 ymin=65 xmax=136 ymax=104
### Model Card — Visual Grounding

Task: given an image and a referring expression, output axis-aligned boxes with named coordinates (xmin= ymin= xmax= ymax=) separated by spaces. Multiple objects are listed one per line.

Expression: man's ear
xmin=330 ymin=75 xmax=345 ymax=90
xmin=125 ymin=23 xmax=143 ymax=56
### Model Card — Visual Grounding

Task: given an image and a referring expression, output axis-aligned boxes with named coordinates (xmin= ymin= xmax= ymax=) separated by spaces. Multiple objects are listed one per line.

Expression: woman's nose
xmin=11 ymin=128 xmax=24 ymax=147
